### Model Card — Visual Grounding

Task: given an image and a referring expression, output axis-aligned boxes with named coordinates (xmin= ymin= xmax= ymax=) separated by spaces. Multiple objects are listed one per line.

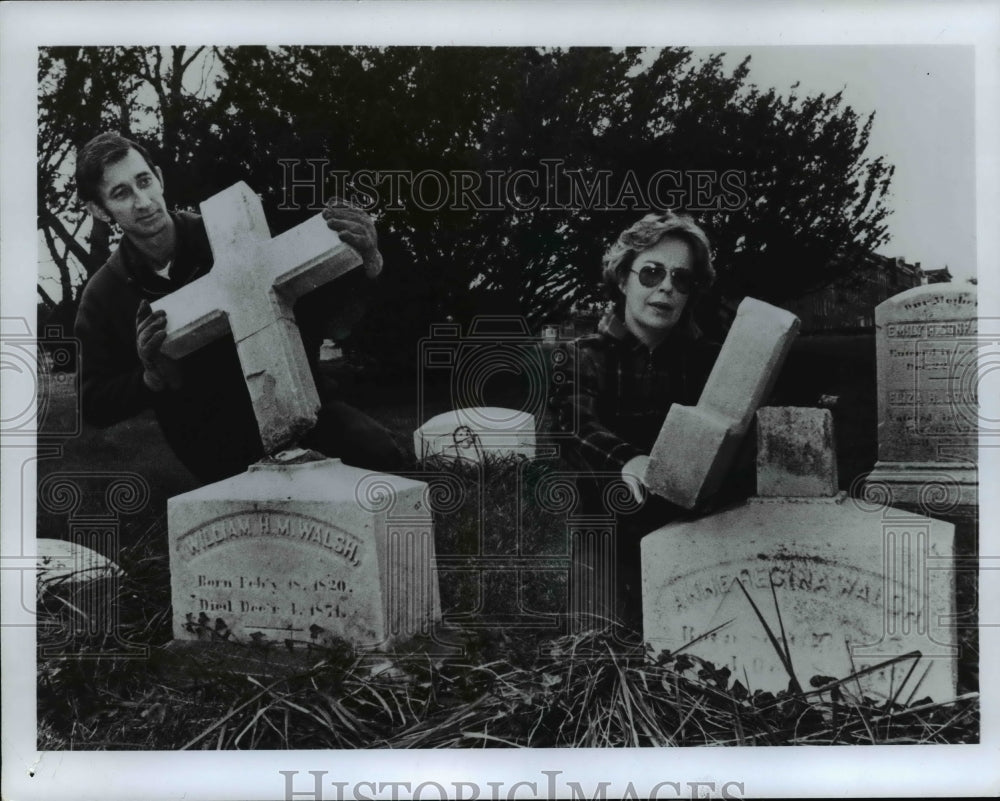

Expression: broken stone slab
xmin=643 ymin=406 xmax=956 ymax=700
xmin=151 ymin=183 xmax=362 ymax=453
xmin=644 ymin=297 xmax=800 ymax=508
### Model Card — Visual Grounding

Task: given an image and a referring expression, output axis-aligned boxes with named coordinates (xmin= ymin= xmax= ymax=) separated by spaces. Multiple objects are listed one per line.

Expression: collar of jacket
xmin=596 ymin=309 xmax=700 ymax=354
xmin=114 ymin=211 xmax=211 ymax=298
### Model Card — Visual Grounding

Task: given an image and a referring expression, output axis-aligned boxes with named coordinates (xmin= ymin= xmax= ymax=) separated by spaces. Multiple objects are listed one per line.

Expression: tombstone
xmin=414 ymin=407 xmax=536 ymax=464
xmin=169 ymin=452 xmax=438 ymax=649
xmin=644 ymin=297 xmax=800 ymax=509
xmin=642 ymin=407 xmax=957 ymax=701
xmin=865 ymin=284 xmax=978 ymax=515
xmin=161 ymin=184 xmax=440 ymax=651
xmin=36 ymin=538 xmax=122 ymax=586
xmin=541 ymin=325 xmax=558 ymax=343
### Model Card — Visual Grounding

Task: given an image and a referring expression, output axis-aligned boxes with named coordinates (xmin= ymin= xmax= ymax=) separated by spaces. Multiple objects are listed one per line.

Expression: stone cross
xmin=150 ymin=183 xmax=361 ymax=453
xmin=643 ymin=297 xmax=800 ymax=508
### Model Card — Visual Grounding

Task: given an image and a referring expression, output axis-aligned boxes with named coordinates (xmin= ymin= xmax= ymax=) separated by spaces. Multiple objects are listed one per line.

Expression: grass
xmin=35 ymin=372 xmax=980 ymax=748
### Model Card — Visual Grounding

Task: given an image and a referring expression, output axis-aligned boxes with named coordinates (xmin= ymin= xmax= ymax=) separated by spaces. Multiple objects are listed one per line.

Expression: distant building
xmin=920 ymin=266 xmax=953 ymax=284
xmin=541 ymin=300 xmax=607 ymax=339
xmin=781 ymin=254 xmax=949 ymax=332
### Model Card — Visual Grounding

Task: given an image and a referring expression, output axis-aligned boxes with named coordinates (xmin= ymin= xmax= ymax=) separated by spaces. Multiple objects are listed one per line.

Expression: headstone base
xmin=865 ymin=460 xmax=977 ymax=510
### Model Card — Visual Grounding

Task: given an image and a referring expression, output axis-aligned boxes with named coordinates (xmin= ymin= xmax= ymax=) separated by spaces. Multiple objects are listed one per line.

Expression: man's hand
xmin=136 ymin=300 xmax=181 ymax=392
xmin=322 ymin=198 xmax=383 ymax=279
xmin=622 ymin=454 xmax=650 ymax=504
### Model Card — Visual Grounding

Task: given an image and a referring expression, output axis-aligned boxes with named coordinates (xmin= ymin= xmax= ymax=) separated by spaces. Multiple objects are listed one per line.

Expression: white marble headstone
xmin=168 ymin=457 xmax=439 ymax=650
xmin=642 ymin=407 xmax=957 ymax=701
xmin=866 ymin=283 xmax=978 ymax=509
xmin=414 ymin=407 xmax=536 ymax=464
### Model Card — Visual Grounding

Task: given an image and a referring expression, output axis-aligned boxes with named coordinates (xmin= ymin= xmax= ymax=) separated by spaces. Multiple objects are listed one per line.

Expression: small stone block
xmin=756 ymin=407 xmax=838 ymax=497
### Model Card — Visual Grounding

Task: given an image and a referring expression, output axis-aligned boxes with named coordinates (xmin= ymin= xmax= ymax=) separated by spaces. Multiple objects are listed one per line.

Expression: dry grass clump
xmin=38 ymin=589 xmax=978 ymax=750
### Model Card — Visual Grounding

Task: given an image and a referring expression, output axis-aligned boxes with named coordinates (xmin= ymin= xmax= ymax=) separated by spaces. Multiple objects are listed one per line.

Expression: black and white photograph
xmin=2 ymin=2 xmax=998 ymax=799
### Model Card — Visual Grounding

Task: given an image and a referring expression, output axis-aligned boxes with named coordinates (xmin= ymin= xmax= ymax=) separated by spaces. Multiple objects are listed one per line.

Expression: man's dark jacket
xmin=74 ymin=211 xmax=361 ymax=483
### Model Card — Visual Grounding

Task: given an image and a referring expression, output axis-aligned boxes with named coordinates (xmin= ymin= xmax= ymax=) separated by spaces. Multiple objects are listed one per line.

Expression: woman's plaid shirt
xmin=549 ymin=311 xmax=719 ymax=476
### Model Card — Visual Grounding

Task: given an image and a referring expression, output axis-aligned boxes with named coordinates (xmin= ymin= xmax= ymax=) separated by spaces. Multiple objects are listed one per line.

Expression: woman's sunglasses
xmin=631 ymin=265 xmax=698 ymax=294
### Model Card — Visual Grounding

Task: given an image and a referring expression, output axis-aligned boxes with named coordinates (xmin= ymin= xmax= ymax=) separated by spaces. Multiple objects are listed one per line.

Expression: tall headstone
xmin=644 ymin=297 xmax=800 ymax=509
xmin=865 ymin=283 xmax=978 ymax=514
xmin=160 ymin=184 xmax=440 ymax=651
xmin=642 ymin=407 xmax=957 ymax=701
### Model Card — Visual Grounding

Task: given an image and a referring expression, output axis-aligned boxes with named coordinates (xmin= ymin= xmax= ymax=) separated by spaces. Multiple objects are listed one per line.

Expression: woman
xmin=549 ymin=211 xmax=721 ymax=632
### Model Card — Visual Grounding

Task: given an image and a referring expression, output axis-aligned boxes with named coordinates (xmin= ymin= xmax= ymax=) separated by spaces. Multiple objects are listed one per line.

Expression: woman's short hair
xmin=75 ymin=132 xmax=158 ymax=205
xmin=601 ymin=211 xmax=716 ymax=303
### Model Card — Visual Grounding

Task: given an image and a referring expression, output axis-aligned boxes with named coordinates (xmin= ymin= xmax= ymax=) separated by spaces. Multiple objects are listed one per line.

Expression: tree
xmin=38 ymin=45 xmax=893 ymax=369
xmin=37 ymin=46 xmax=220 ymax=339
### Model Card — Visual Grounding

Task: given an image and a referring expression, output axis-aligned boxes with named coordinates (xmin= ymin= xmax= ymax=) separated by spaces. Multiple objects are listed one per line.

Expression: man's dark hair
xmin=75 ymin=132 xmax=158 ymax=205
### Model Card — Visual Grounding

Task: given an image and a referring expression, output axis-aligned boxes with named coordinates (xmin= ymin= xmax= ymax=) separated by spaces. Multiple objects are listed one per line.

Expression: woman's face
xmin=618 ymin=235 xmax=693 ymax=347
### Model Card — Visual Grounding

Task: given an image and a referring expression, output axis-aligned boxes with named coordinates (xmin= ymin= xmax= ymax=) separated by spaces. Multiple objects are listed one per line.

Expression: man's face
xmin=91 ymin=148 xmax=168 ymax=239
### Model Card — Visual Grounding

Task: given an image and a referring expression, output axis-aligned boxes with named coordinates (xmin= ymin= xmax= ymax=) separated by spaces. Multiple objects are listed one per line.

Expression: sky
xmin=698 ymin=45 xmax=976 ymax=281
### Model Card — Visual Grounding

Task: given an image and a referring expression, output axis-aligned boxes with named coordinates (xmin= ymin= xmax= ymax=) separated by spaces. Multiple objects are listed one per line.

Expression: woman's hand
xmin=621 ymin=454 xmax=650 ymax=504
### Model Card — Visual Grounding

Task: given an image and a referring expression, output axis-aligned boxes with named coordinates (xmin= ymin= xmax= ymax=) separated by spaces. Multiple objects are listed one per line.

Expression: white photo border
xmin=3 ymin=1 xmax=998 ymax=799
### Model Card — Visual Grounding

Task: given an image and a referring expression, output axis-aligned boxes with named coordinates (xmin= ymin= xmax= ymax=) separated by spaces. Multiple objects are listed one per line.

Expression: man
xmin=74 ymin=132 xmax=404 ymax=484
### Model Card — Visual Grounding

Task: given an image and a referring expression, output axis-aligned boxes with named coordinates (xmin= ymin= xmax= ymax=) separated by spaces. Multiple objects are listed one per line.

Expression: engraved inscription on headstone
xmin=169 ymin=458 xmax=440 ymax=649
xmin=642 ymin=407 xmax=957 ymax=700
xmin=868 ymin=283 xmax=978 ymax=508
